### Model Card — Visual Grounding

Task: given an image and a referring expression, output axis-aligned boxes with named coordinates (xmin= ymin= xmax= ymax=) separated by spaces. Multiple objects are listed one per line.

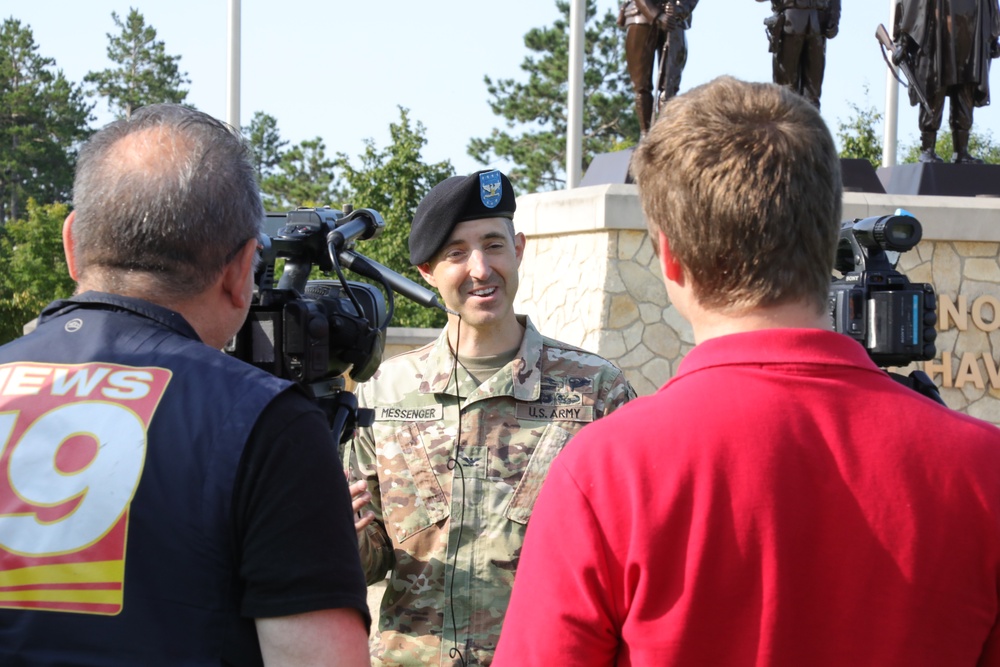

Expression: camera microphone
xmin=338 ymin=250 xmax=457 ymax=316
xmin=327 ymin=208 xmax=385 ymax=252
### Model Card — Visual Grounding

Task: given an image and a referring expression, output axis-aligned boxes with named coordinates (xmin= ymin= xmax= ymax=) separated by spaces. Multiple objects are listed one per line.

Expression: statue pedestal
xmin=581 ymin=152 xmax=887 ymax=194
xmin=841 ymin=159 xmax=885 ymax=194
xmin=580 ymin=149 xmax=634 ymax=187
xmin=877 ymin=163 xmax=1000 ymax=197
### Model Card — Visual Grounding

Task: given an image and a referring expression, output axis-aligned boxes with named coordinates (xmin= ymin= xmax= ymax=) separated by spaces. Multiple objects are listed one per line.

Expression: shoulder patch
xmin=541 ymin=376 xmax=594 ymax=399
xmin=374 ymin=404 xmax=444 ymax=422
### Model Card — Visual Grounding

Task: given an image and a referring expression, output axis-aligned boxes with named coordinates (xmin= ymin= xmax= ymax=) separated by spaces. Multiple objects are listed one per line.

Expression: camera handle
xmin=308 ymin=377 xmax=375 ymax=445
xmin=887 ymin=369 xmax=946 ymax=406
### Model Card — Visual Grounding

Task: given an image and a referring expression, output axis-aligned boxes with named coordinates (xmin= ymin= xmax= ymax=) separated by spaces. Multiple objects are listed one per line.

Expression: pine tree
xmin=85 ymin=8 xmax=190 ymax=119
xmin=261 ymin=137 xmax=340 ymax=211
xmin=334 ymin=107 xmax=453 ymax=329
xmin=0 ymin=18 xmax=93 ymax=223
xmin=468 ymin=0 xmax=637 ymax=192
xmin=243 ymin=111 xmax=289 ymax=182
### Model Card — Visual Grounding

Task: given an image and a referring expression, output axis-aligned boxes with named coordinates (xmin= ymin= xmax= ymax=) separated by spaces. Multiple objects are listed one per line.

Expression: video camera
xmin=225 ymin=205 xmax=449 ymax=440
xmin=829 ymin=210 xmax=941 ymax=402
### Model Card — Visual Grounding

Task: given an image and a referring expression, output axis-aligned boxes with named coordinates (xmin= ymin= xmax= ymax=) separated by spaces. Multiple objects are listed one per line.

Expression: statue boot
xmin=918 ymin=132 xmax=943 ymax=163
xmin=953 ymin=129 xmax=984 ymax=164
xmin=635 ymin=92 xmax=654 ymax=137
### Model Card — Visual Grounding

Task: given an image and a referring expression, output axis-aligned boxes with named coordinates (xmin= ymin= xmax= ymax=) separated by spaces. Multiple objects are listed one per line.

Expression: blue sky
xmin=10 ymin=1 xmax=1000 ymax=179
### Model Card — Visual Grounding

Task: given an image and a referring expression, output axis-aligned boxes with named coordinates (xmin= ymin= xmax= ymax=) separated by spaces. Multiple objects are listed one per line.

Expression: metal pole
xmin=566 ymin=0 xmax=586 ymax=188
xmin=227 ymin=0 xmax=241 ymax=130
xmin=882 ymin=0 xmax=899 ymax=167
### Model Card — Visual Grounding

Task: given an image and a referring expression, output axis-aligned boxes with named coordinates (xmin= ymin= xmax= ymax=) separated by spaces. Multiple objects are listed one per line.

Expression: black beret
xmin=409 ymin=169 xmax=516 ymax=265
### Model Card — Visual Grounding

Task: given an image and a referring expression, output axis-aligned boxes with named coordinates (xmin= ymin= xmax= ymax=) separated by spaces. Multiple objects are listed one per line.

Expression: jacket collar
xmin=422 ymin=315 xmax=543 ymax=403
xmin=38 ymin=291 xmax=201 ymax=341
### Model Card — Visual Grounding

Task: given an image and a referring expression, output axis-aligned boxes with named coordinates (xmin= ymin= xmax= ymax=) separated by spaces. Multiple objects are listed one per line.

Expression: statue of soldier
xmin=894 ymin=0 xmax=1000 ymax=163
xmin=618 ymin=0 xmax=699 ymax=137
xmin=758 ymin=0 xmax=841 ymax=109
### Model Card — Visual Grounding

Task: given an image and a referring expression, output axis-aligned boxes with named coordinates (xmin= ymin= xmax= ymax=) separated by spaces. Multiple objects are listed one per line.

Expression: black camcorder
xmin=829 ymin=212 xmax=937 ymax=367
xmin=225 ymin=206 xmax=449 ymax=440
xmin=829 ymin=211 xmax=942 ymax=402
xmin=226 ymin=207 xmax=385 ymax=386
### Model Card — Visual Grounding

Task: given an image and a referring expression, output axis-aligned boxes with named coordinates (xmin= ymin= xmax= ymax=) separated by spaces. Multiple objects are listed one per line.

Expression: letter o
xmin=972 ymin=296 xmax=1000 ymax=332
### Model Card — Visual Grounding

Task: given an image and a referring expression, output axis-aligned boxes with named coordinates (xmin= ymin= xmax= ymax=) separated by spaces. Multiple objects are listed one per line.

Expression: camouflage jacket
xmin=347 ymin=316 xmax=635 ymax=666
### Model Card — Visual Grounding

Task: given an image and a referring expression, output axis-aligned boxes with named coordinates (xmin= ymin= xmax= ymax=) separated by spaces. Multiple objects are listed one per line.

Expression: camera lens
xmin=889 ymin=221 xmax=914 ymax=241
xmin=873 ymin=215 xmax=921 ymax=252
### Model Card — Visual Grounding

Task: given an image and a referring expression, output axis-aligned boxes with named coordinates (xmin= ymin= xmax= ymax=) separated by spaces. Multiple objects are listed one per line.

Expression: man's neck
xmin=77 ymin=278 xmax=227 ymax=350
xmin=446 ymin=315 xmax=525 ymax=358
xmin=689 ymin=300 xmax=832 ymax=345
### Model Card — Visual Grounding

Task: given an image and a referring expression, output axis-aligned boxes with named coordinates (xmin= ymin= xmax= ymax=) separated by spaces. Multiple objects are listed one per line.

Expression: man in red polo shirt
xmin=495 ymin=76 xmax=1000 ymax=666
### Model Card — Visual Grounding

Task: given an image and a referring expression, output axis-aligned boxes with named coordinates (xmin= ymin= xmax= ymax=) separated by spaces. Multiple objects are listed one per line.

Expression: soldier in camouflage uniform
xmin=345 ymin=169 xmax=635 ymax=666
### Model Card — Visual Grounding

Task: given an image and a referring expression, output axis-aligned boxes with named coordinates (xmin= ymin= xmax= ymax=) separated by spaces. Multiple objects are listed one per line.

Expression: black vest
xmin=0 ymin=293 xmax=291 ymax=666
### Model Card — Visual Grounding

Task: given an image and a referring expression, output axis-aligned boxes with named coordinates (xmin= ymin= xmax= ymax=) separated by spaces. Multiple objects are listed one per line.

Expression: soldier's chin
xmin=456 ymin=305 xmax=505 ymax=325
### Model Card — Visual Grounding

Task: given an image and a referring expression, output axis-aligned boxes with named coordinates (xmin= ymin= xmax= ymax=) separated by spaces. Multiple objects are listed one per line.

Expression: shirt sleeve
xmin=493 ymin=455 xmax=621 ymax=666
xmin=346 ymin=380 xmax=395 ymax=585
xmin=233 ymin=387 xmax=371 ymax=630
xmin=600 ymin=368 xmax=638 ymax=418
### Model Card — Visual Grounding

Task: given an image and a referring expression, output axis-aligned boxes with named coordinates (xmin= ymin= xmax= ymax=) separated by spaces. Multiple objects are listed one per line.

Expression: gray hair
xmin=71 ymin=104 xmax=263 ymax=298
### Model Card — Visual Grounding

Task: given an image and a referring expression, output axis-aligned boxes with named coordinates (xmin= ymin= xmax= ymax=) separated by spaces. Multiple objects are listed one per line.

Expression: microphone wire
xmin=446 ymin=314 xmax=469 ymax=667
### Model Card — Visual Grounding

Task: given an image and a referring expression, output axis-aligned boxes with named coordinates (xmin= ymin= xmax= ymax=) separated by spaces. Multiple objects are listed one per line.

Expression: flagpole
xmin=882 ymin=0 xmax=899 ymax=167
xmin=227 ymin=0 xmax=241 ymax=131
xmin=567 ymin=0 xmax=585 ymax=188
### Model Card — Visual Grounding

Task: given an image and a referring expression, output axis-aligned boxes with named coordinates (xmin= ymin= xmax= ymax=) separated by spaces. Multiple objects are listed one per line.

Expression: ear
xmin=657 ymin=232 xmax=685 ymax=285
xmin=513 ymin=231 xmax=526 ymax=266
xmin=221 ymin=239 xmax=258 ymax=309
xmin=416 ymin=262 xmax=437 ymax=288
xmin=63 ymin=211 xmax=79 ymax=280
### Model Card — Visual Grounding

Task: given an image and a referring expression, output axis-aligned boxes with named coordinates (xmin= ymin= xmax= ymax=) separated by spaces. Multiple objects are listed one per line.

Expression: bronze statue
xmin=618 ymin=0 xmax=699 ymax=137
xmin=892 ymin=0 xmax=1000 ymax=163
xmin=758 ymin=0 xmax=841 ymax=109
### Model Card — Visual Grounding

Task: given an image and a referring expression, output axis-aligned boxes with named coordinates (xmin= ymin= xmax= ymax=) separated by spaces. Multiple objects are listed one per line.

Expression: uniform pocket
xmin=380 ymin=422 xmax=450 ymax=543
xmin=504 ymin=423 xmax=575 ymax=525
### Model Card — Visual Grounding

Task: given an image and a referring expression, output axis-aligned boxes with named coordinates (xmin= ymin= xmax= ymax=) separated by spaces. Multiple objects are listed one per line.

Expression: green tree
xmin=334 ymin=107 xmax=453 ymax=329
xmin=0 ymin=18 xmax=92 ymax=223
xmin=837 ymin=98 xmax=884 ymax=169
xmin=84 ymin=8 xmax=190 ymax=119
xmin=468 ymin=0 xmax=637 ymax=192
xmin=0 ymin=200 xmax=75 ymax=344
xmin=901 ymin=130 xmax=1000 ymax=164
xmin=261 ymin=137 xmax=340 ymax=211
xmin=243 ymin=111 xmax=288 ymax=182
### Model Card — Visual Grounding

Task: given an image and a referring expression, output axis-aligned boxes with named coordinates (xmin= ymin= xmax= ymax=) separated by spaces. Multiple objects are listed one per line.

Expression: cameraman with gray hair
xmin=0 ymin=104 xmax=370 ymax=667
